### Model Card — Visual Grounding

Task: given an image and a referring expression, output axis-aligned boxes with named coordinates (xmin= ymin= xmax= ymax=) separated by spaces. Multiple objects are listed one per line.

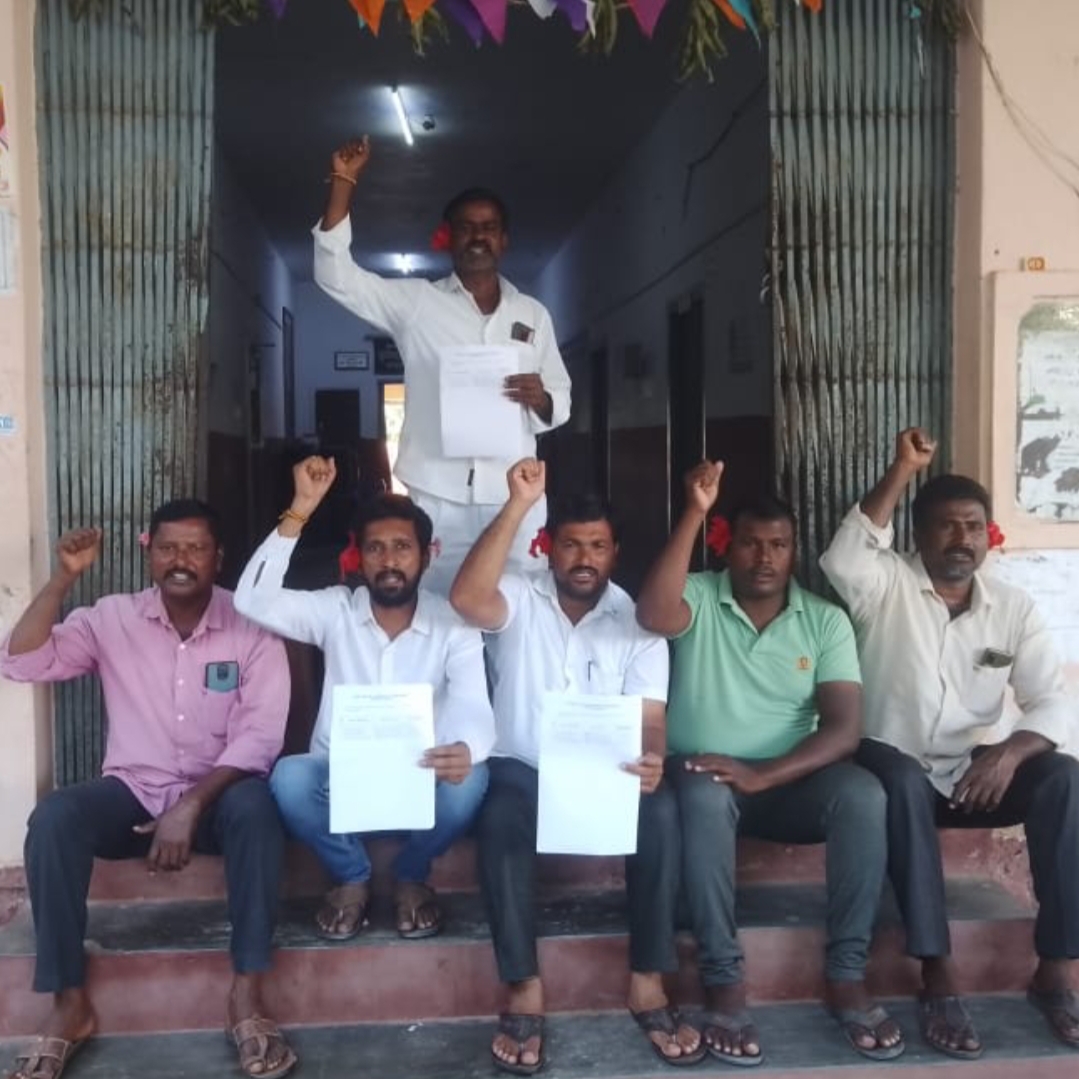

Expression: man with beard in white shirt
xmin=450 ymin=458 xmax=698 ymax=1075
xmin=235 ymin=455 xmax=494 ymax=943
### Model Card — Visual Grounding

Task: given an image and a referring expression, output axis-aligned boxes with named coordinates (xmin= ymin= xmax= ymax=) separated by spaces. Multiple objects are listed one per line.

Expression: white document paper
xmin=537 ymin=692 xmax=642 ymax=856
xmin=439 ymin=345 xmax=522 ymax=458
xmin=329 ymin=683 xmax=435 ymax=834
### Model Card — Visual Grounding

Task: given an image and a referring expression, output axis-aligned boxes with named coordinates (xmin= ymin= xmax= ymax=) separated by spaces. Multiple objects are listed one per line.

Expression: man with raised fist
xmin=1 ymin=500 xmax=294 ymax=1079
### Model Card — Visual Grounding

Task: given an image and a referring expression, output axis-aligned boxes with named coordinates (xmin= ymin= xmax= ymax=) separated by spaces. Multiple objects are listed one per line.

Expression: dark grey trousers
xmin=476 ymin=756 xmax=680 ymax=984
xmin=856 ymin=738 xmax=1079 ymax=960
xmin=668 ymin=759 xmax=887 ymax=986
xmin=25 ymin=775 xmax=285 ymax=992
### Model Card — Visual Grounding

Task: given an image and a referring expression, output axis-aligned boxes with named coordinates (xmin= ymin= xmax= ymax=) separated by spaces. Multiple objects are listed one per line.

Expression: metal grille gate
xmin=770 ymin=1 xmax=955 ymax=586
xmin=36 ymin=0 xmax=214 ymax=785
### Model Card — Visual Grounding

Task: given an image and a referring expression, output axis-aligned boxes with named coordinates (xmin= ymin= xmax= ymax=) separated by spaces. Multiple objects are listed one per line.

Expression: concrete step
xmin=0 ymin=880 xmax=1036 ymax=1037
xmin=1 ymin=996 xmax=1075 ymax=1078
xmin=73 ymin=829 xmax=1007 ymax=903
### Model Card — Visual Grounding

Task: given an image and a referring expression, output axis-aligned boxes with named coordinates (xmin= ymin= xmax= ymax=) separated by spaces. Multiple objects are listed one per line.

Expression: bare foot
xmin=703 ymin=983 xmax=761 ymax=1062
xmin=491 ymin=978 xmax=544 ymax=1071
xmin=627 ymin=971 xmax=701 ymax=1060
xmin=825 ymin=979 xmax=903 ymax=1054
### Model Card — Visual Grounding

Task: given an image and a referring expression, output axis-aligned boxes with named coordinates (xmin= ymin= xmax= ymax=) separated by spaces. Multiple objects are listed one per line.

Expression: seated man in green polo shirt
xmin=637 ymin=460 xmax=901 ymax=1065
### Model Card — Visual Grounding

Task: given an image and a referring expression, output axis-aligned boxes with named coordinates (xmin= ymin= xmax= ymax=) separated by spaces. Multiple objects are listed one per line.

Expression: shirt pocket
xmin=587 ymin=665 xmax=624 ymax=695
xmin=197 ymin=685 xmax=238 ymax=739
xmin=964 ymin=662 xmax=1012 ymax=717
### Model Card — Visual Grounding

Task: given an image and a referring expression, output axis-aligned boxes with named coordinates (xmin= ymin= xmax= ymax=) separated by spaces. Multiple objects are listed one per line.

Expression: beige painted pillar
xmin=0 ymin=0 xmax=52 ymax=868
xmin=953 ymin=0 xmax=1079 ymax=483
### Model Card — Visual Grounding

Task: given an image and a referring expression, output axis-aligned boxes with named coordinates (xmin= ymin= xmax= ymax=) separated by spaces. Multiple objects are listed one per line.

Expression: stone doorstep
xmin=75 ymin=828 xmax=1014 ymax=904
xmin=1 ymin=997 xmax=1076 ymax=1079
xmin=0 ymin=881 xmax=1039 ymax=1037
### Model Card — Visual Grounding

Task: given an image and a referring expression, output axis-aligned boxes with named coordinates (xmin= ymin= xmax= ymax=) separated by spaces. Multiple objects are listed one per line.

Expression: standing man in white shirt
xmin=234 ymin=456 xmax=495 ymax=942
xmin=313 ymin=137 xmax=572 ymax=595
xmin=820 ymin=427 xmax=1079 ymax=1057
xmin=450 ymin=459 xmax=699 ymax=1076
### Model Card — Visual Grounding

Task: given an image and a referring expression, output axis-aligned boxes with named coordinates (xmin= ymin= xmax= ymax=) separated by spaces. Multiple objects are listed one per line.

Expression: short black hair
xmin=442 ymin=187 xmax=509 ymax=232
xmin=149 ymin=499 xmax=222 ymax=546
xmin=354 ymin=493 xmax=433 ymax=552
xmin=728 ymin=493 xmax=798 ymax=536
xmin=545 ymin=494 xmax=620 ymax=544
xmin=912 ymin=474 xmax=991 ymax=532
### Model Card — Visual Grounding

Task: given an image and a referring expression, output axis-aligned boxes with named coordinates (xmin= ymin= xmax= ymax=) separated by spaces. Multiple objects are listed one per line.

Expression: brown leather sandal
xmin=227 ymin=1016 xmax=297 ymax=1079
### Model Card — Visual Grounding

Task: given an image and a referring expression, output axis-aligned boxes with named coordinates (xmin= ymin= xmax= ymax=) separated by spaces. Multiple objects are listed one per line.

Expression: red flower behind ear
xmin=987 ymin=521 xmax=1005 ymax=550
xmin=705 ymin=515 xmax=732 ymax=557
xmin=339 ymin=531 xmax=363 ymax=581
xmin=430 ymin=221 xmax=452 ymax=252
xmin=529 ymin=527 xmax=552 ymax=558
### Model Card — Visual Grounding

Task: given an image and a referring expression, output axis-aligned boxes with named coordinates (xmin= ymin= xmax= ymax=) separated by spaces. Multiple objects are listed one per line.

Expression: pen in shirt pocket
xmin=587 ymin=661 xmax=594 ymax=682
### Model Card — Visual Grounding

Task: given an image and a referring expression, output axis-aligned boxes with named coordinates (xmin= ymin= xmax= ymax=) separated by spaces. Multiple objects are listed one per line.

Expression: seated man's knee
xmin=640 ymin=782 xmax=679 ymax=833
xmin=219 ymin=775 xmax=280 ymax=828
xmin=1032 ymin=751 xmax=1079 ymax=806
xmin=27 ymin=787 xmax=84 ymax=844
xmin=864 ymin=745 xmax=933 ymax=802
xmin=269 ymin=753 xmax=323 ymax=809
xmin=829 ymin=764 xmax=886 ymax=823
xmin=476 ymin=783 xmax=533 ymax=846
xmin=677 ymin=770 xmax=739 ymax=825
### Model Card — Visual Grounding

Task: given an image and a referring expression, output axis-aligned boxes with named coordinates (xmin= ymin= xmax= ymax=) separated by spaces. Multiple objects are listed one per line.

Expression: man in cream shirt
xmin=235 ymin=456 xmax=495 ymax=944
xmin=313 ymin=137 xmax=572 ymax=594
xmin=821 ymin=427 xmax=1078 ymax=1058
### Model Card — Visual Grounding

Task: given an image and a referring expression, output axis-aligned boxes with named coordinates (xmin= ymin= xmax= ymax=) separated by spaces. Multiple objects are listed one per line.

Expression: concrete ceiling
xmin=214 ymin=0 xmax=685 ymax=287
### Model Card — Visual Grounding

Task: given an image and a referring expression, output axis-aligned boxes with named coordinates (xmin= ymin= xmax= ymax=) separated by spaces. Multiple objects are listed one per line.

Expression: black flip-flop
xmin=702 ymin=1010 xmax=764 ymax=1067
xmin=491 ymin=1013 xmax=546 ymax=1076
xmin=918 ymin=993 xmax=983 ymax=1059
xmin=829 ymin=1004 xmax=905 ymax=1061
xmin=630 ymin=1007 xmax=707 ymax=1067
xmin=1027 ymin=986 xmax=1079 ymax=1049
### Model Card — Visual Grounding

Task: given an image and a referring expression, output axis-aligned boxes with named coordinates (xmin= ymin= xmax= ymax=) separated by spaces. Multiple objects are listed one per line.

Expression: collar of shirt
xmin=350 ymin=586 xmax=435 ymax=638
xmin=134 ymin=585 xmax=230 ymax=638
xmin=715 ymin=571 xmax=806 ymax=631
xmin=531 ymin=570 xmax=622 ymax=625
xmin=906 ymin=553 xmax=994 ymax=614
xmin=436 ymin=272 xmax=519 ymax=309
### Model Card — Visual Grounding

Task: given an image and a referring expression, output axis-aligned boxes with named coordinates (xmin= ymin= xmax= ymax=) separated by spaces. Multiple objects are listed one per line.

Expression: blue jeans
xmin=269 ymin=752 xmax=488 ymax=884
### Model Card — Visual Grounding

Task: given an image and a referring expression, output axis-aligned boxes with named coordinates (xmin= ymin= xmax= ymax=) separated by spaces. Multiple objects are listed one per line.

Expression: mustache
xmin=944 ymin=546 xmax=975 ymax=559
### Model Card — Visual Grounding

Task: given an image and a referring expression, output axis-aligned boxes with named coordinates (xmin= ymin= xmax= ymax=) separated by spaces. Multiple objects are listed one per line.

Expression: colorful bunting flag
xmin=553 ymin=0 xmax=589 ymax=34
xmin=526 ymin=0 xmax=558 ymax=17
xmin=402 ymin=0 xmax=439 ymax=21
xmin=348 ymin=0 xmax=387 ymax=35
xmin=265 ymin=0 xmax=289 ymax=18
xmin=439 ymin=0 xmax=487 ymax=44
xmin=626 ymin=0 xmax=668 ymax=38
xmin=470 ymin=0 xmax=509 ymax=43
xmin=714 ymin=0 xmax=746 ymax=29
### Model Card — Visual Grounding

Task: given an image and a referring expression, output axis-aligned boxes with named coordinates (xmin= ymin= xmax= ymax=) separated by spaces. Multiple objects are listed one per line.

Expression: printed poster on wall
xmin=0 ymin=83 xmax=12 ymax=197
xmin=1015 ymin=301 xmax=1079 ymax=522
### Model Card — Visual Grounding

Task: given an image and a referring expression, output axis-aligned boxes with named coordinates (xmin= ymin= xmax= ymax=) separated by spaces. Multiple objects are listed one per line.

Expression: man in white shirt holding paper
xmin=820 ymin=427 xmax=1079 ymax=1057
xmin=450 ymin=459 xmax=700 ymax=1076
xmin=235 ymin=456 xmax=495 ymax=942
xmin=313 ymin=137 xmax=572 ymax=595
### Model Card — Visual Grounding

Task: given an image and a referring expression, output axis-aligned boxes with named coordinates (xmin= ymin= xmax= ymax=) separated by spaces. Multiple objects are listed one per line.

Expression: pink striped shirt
xmin=1 ymin=586 xmax=289 ymax=816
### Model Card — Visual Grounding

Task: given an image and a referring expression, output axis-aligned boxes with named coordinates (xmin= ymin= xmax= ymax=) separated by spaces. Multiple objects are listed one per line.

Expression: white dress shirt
xmin=312 ymin=217 xmax=572 ymax=504
xmin=484 ymin=571 xmax=670 ymax=767
xmin=820 ymin=505 xmax=1074 ymax=795
xmin=234 ymin=530 xmax=496 ymax=762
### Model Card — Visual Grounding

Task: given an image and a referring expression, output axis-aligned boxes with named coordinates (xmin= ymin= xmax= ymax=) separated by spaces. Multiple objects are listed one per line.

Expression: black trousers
xmin=476 ymin=757 xmax=679 ymax=984
xmin=855 ymin=738 xmax=1079 ymax=960
xmin=25 ymin=775 xmax=285 ymax=992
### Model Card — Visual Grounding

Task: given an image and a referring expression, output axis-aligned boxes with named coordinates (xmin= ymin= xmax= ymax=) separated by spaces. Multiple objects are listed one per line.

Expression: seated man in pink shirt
xmin=1 ymin=500 xmax=294 ymax=1079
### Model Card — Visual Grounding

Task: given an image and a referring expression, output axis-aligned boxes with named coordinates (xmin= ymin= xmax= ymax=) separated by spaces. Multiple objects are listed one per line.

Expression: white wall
xmin=293 ymin=280 xmax=385 ymax=441
xmin=535 ymin=37 xmax=771 ymax=431
xmin=207 ymin=150 xmax=293 ymax=441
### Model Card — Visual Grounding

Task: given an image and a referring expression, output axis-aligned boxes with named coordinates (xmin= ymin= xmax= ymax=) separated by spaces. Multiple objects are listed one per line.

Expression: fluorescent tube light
xmin=390 ymin=87 xmax=414 ymax=147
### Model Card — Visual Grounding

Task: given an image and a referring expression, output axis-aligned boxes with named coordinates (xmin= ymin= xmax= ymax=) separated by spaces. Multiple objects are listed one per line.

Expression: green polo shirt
xmin=667 ymin=571 xmax=862 ymax=760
